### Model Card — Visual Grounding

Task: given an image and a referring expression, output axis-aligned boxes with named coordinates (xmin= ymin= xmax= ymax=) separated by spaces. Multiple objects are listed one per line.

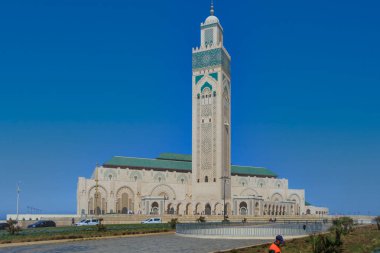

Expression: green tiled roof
xmin=231 ymin=165 xmax=277 ymax=177
xmin=103 ymin=154 xmax=277 ymax=178
xmin=157 ymin=153 xmax=192 ymax=162
xmin=105 ymin=156 xmax=191 ymax=172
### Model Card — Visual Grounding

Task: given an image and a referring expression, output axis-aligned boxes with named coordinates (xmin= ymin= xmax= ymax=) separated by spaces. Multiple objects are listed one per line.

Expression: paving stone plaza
xmin=1 ymin=234 xmax=270 ymax=253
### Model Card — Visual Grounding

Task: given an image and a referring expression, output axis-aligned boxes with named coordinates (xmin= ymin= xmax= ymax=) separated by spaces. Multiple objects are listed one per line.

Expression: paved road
xmin=1 ymin=234 xmax=270 ymax=253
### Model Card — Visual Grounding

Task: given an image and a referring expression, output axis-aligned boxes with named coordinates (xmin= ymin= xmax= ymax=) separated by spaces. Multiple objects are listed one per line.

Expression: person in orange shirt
xmin=269 ymin=235 xmax=285 ymax=253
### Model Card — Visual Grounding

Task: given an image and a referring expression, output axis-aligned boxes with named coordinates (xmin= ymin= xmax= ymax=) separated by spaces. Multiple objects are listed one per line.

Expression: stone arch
xmin=153 ymin=172 xmax=166 ymax=183
xmin=239 ymin=201 xmax=248 ymax=215
xmin=185 ymin=203 xmax=193 ymax=215
xmin=150 ymin=184 xmax=176 ymax=200
xmin=151 ymin=202 xmax=159 ymax=215
xmin=275 ymin=180 xmax=283 ymax=189
xmin=130 ymin=171 xmax=142 ymax=182
xmin=88 ymin=185 xmax=108 ymax=215
xmin=177 ymin=174 xmax=188 ymax=184
xmin=195 ymin=203 xmax=202 ymax=215
xmin=271 ymin=193 xmax=284 ymax=202
xmin=103 ymin=169 xmax=117 ymax=181
xmin=88 ymin=185 xmax=108 ymax=198
xmin=115 ymin=186 xmax=135 ymax=214
xmin=167 ymin=203 xmax=175 ymax=214
xmin=240 ymin=188 xmax=259 ymax=196
xmin=257 ymin=179 xmax=266 ymax=188
xmin=239 ymin=178 xmax=248 ymax=187
xmin=214 ymin=202 xmax=223 ymax=215
xmin=205 ymin=203 xmax=212 ymax=215
xmin=289 ymin=194 xmax=301 ymax=204
xmin=177 ymin=203 xmax=184 ymax=215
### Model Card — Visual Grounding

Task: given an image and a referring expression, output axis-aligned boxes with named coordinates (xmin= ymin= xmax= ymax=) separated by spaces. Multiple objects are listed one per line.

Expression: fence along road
xmin=176 ymin=221 xmax=331 ymax=239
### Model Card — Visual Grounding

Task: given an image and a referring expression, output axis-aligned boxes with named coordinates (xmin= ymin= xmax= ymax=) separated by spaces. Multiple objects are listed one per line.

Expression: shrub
xmin=332 ymin=216 xmax=354 ymax=236
xmin=96 ymin=218 xmax=106 ymax=231
xmin=374 ymin=216 xmax=380 ymax=230
xmin=196 ymin=216 xmax=206 ymax=223
xmin=311 ymin=234 xmax=342 ymax=253
xmin=6 ymin=219 xmax=22 ymax=235
xmin=168 ymin=218 xmax=179 ymax=229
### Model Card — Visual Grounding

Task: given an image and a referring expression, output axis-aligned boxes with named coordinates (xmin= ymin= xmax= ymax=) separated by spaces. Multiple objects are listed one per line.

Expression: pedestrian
xmin=268 ymin=235 xmax=284 ymax=253
xmin=71 ymin=217 xmax=75 ymax=226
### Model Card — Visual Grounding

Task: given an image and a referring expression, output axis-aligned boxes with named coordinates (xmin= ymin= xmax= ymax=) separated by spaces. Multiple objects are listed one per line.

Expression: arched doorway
xmin=151 ymin=202 xmax=159 ymax=215
xmin=116 ymin=187 xmax=134 ymax=214
xmin=195 ymin=203 xmax=201 ymax=215
xmin=205 ymin=203 xmax=211 ymax=215
xmin=239 ymin=202 xmax=248 ymax=215
xmin=185 ymin=203 xmax=193 ymax=215
xmin=214 ymin=203 xmax=223 ymax=215
xmin=176 ymin=203 xmax=182 ymax=215
xmin=88 ymin=186 xmax=107 ymax=215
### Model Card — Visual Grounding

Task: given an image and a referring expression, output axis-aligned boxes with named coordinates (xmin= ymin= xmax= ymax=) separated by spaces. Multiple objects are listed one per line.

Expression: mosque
xmin=77 ymin=3 xmax=328 ymax=218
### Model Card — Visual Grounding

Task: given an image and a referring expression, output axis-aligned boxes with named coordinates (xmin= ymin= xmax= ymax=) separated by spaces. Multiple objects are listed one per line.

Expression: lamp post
xmin=220 ymin=176 xmax=230 ymax=221
xmin=16 ymin=182 xmax=21 ymax=221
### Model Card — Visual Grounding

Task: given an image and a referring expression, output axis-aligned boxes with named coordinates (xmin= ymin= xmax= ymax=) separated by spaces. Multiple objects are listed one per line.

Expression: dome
xmin=205 ymin=15 xmax=219 ymax=25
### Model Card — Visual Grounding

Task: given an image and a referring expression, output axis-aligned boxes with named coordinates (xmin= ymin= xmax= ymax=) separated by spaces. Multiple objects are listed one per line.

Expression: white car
xmin=141 ymin=218 xmax=162 ymax=224
xmin=75 ymin=219 xmax=100 ymax=226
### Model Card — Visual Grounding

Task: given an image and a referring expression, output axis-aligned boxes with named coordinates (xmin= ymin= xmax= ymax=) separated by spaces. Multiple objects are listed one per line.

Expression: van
xmin=141 ymin=217 xmax=161 ymax=224
xmin=75 ymin=219 xmax=100 ymax=226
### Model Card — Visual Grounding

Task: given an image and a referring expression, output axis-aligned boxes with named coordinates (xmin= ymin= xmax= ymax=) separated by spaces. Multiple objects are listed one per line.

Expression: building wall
xmin=77 ymin=166 xmax=315 ymax=216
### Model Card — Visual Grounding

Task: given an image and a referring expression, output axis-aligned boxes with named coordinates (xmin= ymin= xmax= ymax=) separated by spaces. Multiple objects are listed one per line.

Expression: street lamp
xmin=220 ymin=176 xmax=230 ymax=222
xmin=163 ymin=195 xmax=168 ymax=215
xmin=16 ymin=182 xmax=21 ymax=221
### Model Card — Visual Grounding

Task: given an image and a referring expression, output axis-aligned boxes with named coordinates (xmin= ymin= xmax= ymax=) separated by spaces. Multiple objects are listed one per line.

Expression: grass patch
xmin=223 ymin=225 xmax=380 ymax=253
xmin=0 ymin=223 xmax=172 ymax=244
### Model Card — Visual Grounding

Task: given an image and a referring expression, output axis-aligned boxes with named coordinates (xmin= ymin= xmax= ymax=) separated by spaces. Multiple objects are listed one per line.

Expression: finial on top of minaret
xmin=210 ymin=0 xmax=215 ymax=16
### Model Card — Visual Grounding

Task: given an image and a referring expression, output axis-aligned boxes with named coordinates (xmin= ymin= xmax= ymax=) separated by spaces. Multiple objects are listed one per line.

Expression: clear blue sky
xmin=0 ymin=0 xmax=379 ymax=219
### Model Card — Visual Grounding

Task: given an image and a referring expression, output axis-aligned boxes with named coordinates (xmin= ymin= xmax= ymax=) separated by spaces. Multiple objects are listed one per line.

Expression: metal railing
xmin=176 ymin=221 xmax=331 ymax=238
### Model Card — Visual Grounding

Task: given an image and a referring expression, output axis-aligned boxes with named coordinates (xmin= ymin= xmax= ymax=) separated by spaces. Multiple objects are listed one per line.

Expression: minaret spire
xmin=210 ymin=0 xmax=214 ymax=16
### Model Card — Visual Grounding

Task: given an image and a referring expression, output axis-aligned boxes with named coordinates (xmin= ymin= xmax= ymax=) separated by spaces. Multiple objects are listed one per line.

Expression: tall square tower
xmin=192 ymin=4 xmax=231 ymax=203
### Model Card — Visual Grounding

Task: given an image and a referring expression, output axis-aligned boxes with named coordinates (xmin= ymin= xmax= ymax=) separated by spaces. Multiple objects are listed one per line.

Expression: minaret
xmin=192 ymin=2 xmax=231 ymax=204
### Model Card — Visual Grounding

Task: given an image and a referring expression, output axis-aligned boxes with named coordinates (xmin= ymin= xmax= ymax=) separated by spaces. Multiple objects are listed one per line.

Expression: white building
xmin=77 ymin=3 xmax=328 ymax=218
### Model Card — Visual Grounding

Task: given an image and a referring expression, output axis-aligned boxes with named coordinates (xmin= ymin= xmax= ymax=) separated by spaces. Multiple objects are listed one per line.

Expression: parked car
xmin=141 ymin=217 xmax=162 ymax=224
xmin=0 ymin=223 xmax=10 ymax=230
xmin=27 ymin=220 xmax=56 ymax=228
xmin=75 ymin=219 xmax=99 ymax=226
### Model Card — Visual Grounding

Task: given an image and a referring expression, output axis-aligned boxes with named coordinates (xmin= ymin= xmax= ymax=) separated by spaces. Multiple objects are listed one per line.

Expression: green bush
xmin=196 ymin=216 xmax=206 ymax=223
xmin=168 ymin=218 xmax=179 ymax=229
xmin=6 ymin=219 xmax=22 ymax=235
xmin=311 ymin=234 xmax=342 ymax=253
xmin=96 ymin=218 xmax=106 ymax=231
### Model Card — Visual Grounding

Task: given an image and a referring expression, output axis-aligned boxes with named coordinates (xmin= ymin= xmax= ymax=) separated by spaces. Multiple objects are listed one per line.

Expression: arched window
xmin=205 ymin=176 xmax=208 ymax=182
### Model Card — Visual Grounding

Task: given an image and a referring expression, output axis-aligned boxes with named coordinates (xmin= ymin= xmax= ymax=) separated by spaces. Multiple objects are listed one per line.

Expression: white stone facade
xmin=77 ymin=166 xmax=306 ymax=216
